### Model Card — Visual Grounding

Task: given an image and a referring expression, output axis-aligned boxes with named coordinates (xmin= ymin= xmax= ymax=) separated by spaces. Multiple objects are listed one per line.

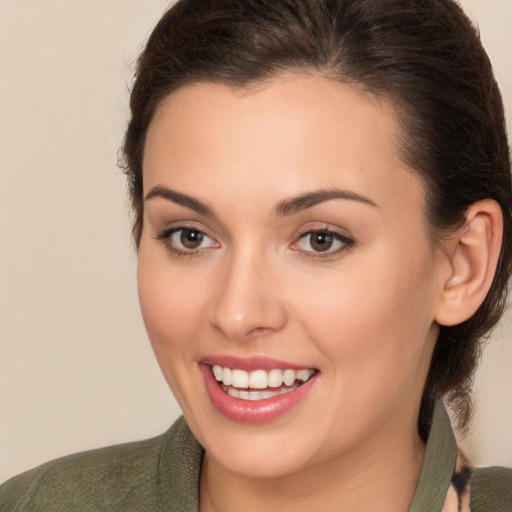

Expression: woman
xmin=1 ymin=0 xmax=511 ymax=510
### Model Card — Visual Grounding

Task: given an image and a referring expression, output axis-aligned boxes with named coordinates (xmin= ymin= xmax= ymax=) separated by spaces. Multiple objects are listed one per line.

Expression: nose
xmin=208 ymin=249 xmax=287 ymax=341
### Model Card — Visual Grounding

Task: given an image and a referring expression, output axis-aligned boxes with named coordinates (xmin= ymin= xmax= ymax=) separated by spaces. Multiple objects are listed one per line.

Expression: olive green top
xmin=1 ymin=401 xmax=511 ymax=511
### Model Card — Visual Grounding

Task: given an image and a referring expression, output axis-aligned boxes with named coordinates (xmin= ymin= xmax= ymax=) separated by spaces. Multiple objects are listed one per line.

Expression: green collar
xmin=408 ymin=400 xmax=458 ymax=511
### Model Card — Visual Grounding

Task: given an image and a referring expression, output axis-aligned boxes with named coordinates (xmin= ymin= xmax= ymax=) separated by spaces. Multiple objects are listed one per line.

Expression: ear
xmin=434 ymin=199 xmax=503 ymax=327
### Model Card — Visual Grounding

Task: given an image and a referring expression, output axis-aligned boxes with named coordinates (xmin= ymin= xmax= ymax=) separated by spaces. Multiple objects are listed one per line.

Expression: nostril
xmin=248 ymin=326 xmax=272 ymax=337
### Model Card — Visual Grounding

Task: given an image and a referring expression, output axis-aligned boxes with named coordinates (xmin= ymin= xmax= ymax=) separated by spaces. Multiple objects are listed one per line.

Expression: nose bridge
xmin=209 ymin=242 xmax=286 ymax=340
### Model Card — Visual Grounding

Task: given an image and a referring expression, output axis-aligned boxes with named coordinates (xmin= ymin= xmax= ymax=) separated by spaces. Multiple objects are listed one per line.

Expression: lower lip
xmin=199 ymin=363 xmax=318 ymax=423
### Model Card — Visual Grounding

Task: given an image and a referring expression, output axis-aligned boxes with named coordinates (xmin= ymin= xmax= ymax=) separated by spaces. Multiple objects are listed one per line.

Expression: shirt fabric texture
xmin=1 ymin=400 xmax=511 ymax=511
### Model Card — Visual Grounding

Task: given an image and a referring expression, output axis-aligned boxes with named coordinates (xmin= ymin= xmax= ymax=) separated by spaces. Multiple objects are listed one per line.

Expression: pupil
xmin=181 ymin=229 xmax=203 ymax=249
xmin=311 ymin=232 xmax=333 ymax=252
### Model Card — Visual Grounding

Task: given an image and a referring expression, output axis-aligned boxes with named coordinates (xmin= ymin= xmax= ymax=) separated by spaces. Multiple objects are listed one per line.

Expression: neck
xmin=199 ymin=415 xmax=426 ymax=512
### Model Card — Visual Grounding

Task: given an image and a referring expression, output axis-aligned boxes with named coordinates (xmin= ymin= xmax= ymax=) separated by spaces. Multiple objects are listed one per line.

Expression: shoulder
xmin=470 ymin=465 xmax=512 ymax=512
xmin=0 ymin=417 xmax=201 ymax=512
xmin=0 ymin=434 xmax=166 ymax=512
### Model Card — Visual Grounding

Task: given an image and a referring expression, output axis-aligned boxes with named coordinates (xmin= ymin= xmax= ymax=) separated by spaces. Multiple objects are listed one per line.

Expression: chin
xmin=189 ymin=410 xmax=324 ymax=480
xmin=207 ymin=439 xmax=316 ymax=480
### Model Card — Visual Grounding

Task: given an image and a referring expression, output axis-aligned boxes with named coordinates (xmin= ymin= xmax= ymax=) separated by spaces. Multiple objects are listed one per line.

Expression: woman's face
xmin=138 ymin=76 xmax=445 ymax=478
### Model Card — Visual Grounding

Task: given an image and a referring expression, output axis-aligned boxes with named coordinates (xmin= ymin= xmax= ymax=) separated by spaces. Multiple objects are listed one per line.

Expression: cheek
xmin=137 ymin=249 xmax=208 ymax=358
xmin=136 ymin=249 xmax=214 ymax=413
xmin=291 ymin=245 xmax=438 ymax=382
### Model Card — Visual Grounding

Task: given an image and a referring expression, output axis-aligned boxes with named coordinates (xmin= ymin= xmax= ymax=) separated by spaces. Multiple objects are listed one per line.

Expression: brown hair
xmin=122 ymin=0 xmax=512 ymax=430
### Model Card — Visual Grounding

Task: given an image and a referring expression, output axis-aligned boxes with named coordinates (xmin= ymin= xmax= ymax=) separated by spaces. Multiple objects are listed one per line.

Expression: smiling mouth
xmin=211 ymin=365 xmax=317 ymax=401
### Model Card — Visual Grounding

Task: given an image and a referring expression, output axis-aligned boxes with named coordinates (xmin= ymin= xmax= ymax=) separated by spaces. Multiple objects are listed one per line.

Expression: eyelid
xmin=154 ymin=224 xmax=220 ymax=257
xmin=153 ymin=221 xmax=354 ymax=260
xmin=291 ymin=226 xmax=355 ymax=259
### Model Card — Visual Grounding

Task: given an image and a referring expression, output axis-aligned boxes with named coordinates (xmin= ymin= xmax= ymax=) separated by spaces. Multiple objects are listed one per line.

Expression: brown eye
xmin=156 ymin=226 xmax=218 ymax=256
xmin=309 ymin=231 xmax=334 ymax=252
xmin=293 ymin=229 xmax=354 ymax=257
xmin=180 ymin=229 xmax=204 ymax=249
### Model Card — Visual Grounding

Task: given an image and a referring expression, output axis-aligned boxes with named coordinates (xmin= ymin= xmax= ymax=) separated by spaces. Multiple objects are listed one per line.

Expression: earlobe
xmin=434 ymin=199 xmax=503 ymax=327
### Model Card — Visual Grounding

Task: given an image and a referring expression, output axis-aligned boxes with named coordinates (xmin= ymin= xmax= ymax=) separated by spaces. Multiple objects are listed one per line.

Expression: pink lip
xmin=199 ymin=362 xmax=318 ymax=423
xmin=200 ymin=355 xmax=311 ymax=372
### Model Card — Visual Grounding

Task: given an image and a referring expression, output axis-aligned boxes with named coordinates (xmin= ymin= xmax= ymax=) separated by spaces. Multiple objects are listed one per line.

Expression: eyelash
xmin=292 ymin=228 xmax=355 ymax=259
xmin=154 ymin=226 xmax=354 ymax=260
xmin=154 ymin=226 xmax=218 ymax=257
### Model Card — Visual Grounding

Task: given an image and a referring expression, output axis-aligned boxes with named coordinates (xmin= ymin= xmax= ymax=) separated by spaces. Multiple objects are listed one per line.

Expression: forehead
xmin=147 ymin=75 xmax=399 ymax=157
xmin=143 ymin=75 xmax=425 ymax=221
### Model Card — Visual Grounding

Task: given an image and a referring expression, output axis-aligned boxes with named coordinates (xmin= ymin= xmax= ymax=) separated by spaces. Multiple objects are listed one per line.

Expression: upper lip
xmin=200 ymin=355 xmax=315 ymax=372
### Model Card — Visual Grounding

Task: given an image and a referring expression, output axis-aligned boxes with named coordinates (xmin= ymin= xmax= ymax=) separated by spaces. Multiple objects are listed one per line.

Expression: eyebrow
xmin=145 ymin=185 xmax=378 ymax=217
xmin=275 ymin=189 xmax=379 ymax=216
xmin=145 ymin=185 xmax=213 ymax=216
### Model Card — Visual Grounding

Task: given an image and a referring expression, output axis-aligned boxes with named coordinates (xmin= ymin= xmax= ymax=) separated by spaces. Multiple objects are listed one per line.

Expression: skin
xmin=137 ymin=75 xmax=454 ymax=511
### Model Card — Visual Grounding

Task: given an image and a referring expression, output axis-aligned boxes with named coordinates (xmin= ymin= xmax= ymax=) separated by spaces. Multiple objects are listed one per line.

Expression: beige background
xmin=0 ymin=0 xmax=511 ymax=483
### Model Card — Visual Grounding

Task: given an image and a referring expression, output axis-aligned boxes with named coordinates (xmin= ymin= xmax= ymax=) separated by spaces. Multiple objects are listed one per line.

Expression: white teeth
xmin=283 ymin=369 xmax=296 ymax=386
xmin=239 ymin=390 xmax=250 ymax=400
xmin=210 ymin=365 xmax=315 ymax=395
xmin=227 ymin=387 xmax=238 ymax=398
xmin=212 ymin=365 xmax=223 ymax=381
xmin=260 ymin=390 xmax=277 ymax=399
xmin=296 ymin=369 xmax=311 ymax=382
xmin=222 ymin=367 xmax=232 ymax=386
xmin=267 ymin=368 xmax=283 ymax=388
xmin=248 ymin=370 xmax=267 ymax=389
xmin=231 ymin=369 xmax=249 ymax=388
